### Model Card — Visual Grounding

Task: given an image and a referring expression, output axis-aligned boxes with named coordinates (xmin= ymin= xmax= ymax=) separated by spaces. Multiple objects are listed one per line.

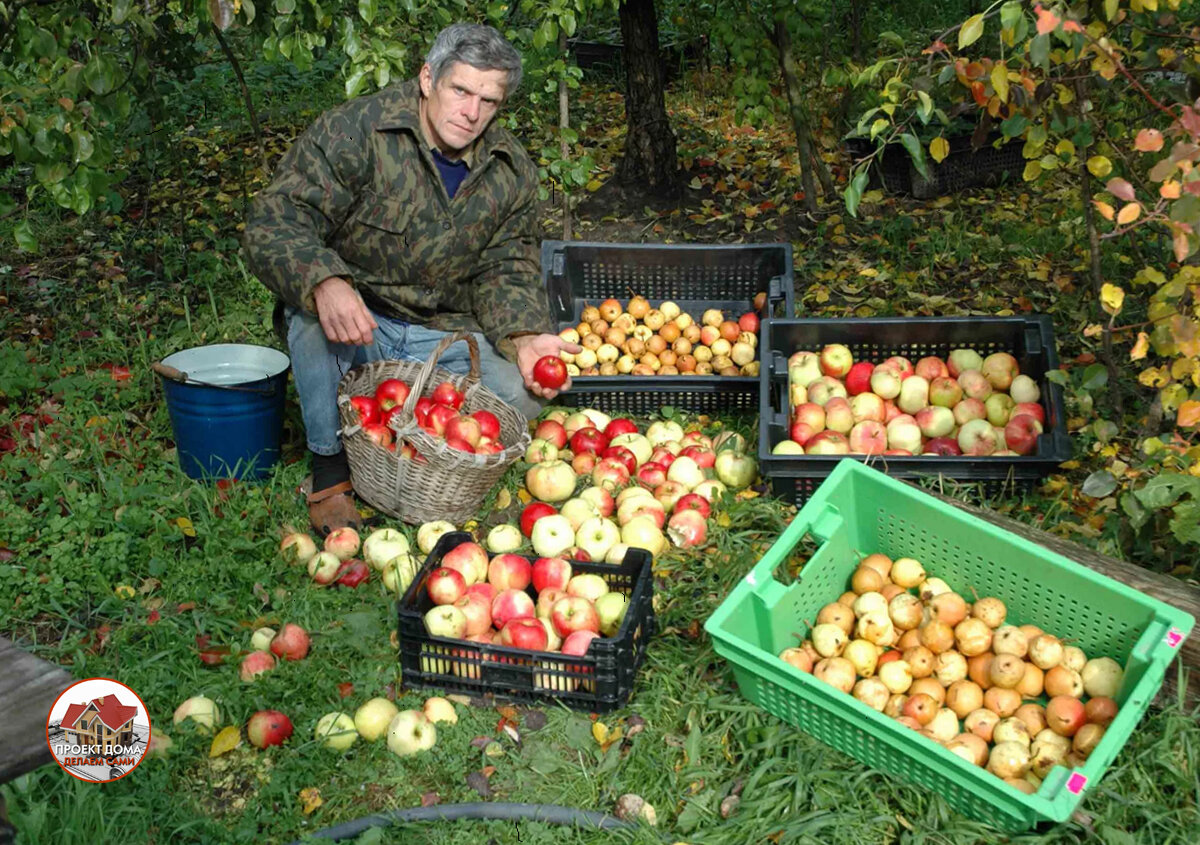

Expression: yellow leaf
xmin=1093 ymin=200 xmax=1115 ymax=221
xmin=1160 ymin=383 xmax=1189 ymax=412
xmin=929 ymin=136 xmax=950 ymax=164
xmin=959 ymin=13 xmax=985 ymax=49
xmin=991 ymin=64 xmax=1010 ymax=102
xmin=114 ymin=584 xmax=135 ymax=599
xmin=1116 ymin=203 xmax=1142 ymax=225
xmin=516 ymin=488 xmax=532 ymax=504
xmin=1161 ymin=180 xmax=1181 ymax=199
xmin=592 ymin=722 xmax=610 ymax=744
xmin=1130 ymin=331 xmax=1150 ymax=361
xmin=1179 ymin=400 xmax=1200 ymax=428
xmin=1055 ymin=139 xmax=1076 ymax=158
xmin=1138 ymin=366 xmax=1171 ymax=388
xmin=209 ymin=726 xmax=241 ymax=758
xmin=1023 ymin=161 xmax=1043 ymax=181
xmin=1083 ymin=323 xmax=1104 ymax=338
xmin=688 ymin=177 xmax=702 ymax=190
xmin=1101 ymin=283 xmax=1125 ymax=315
xmin=1087 ymin=156 xmax=1112 ymax=178
xmin=494 ymin=488 xmax=512 ymax=510
xmin=586 ymin=179 xmax=603 ymax=192
xmin=1105 ymin=0 xmax=1119 ymax=19
xmin=299 ymin=787 xmax=324 ymax=815
xmin=175 ymin=517 xmax=197 ymax=538
xmin=858 ymin=268 xmax=879 ymax=277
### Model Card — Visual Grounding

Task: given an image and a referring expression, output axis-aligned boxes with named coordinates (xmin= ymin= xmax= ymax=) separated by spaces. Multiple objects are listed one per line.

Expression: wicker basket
xmin=336 ymin=332 xmax=530 ymax=525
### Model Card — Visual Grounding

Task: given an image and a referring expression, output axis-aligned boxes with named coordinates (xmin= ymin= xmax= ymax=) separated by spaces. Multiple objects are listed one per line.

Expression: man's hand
xmin=313 ymin=276 xmax=378 ymax=346
xmin=512 ymin=333 xmax=584 ymax=400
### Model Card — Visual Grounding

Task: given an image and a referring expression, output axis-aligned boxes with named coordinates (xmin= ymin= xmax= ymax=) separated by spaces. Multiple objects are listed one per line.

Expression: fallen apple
xmin=315 ymin=712 xmax=358 ymax=750
xmin=247 ymin=709 xmax=293 ymax=749
xmin=353 ymin=697 xmax=400 ymax=742
xmin=386 ymin=709 xmax=437 ymax=756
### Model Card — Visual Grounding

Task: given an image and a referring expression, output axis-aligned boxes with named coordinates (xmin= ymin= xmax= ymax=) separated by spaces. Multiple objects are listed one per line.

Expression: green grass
xmin=2 ymin=43 xmax=1198 ymax=845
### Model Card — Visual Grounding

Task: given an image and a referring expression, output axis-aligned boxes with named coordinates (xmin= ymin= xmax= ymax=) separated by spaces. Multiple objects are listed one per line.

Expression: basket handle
xmin=391 ymin=332 xmax=482 ymax=436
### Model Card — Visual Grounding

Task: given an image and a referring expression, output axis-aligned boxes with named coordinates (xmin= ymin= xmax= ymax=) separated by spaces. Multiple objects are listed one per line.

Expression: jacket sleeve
xmin=243 ymin=109 xmax=367 ymax=314
xmin=470 ymin=162 xmax=554 ymax=362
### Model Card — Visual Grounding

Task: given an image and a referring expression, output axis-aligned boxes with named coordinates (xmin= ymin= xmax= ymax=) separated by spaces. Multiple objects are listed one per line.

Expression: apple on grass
xmin=335 ymin=558 xmax=370 ymax=588
xmin=653 ymin=480 xmax=688 ymax=512
xmin=560 ymin=497 xmax=601 ymax=531
xmin=531 ymin=514 xmax=576 ymax=559
xmin=280 ymin=532 xmax=318 ymax=566
xmin=551 ymin=596 xmax=602 ymax=637
xmin=578 ymin=486 xmax=615 ymax=518
xmin=247 ymin=710 xmax=293 ymax=749
xmin=324 ymin=526 xmax=360 ymax=560
xmin=534 ymin=419 xmax=568 ymax=449
xmin=525 ymin=438 xmax=559 ymax=464
xmin=250 ymin=627 xmax=276 ymax=652
xmin=174 ymin=696 xmax=219 ymax=732
xmin=423 ymin=697 xmax=458 ymax=724
xmin=417 ymin=520 xmax=457 ymax=555
xmin=592 ymin=458 xmax=631 ymax=492
xmin=635 ymin=461 xmax=668 ymax=489
xmin=240 ymin=651 xmax=276 ymax=682
xmin=576 ymin=517 xmax=621 ymax=562
xmin=674 ymin=493 xmax=711 ymax=519
xmin=386 ymin=710 xmax=437 ymax=757
xmin=362 ymin=528 xmax=410 ymax=570
xmin=270 ymin=623 xmax=310 ymax=661
xmin=485 ymin=523 xmax=523 ymax=554
xmin=520 ymin=502 xmax=558 ymax=537
xmin=487 ymin=553 xmax=532 ymax=591
xmin=525 ymin=460 xmax=578 ymax=503
xmin=692 ymin=480 xmax=727 ymax=502
xmin=667 ymin=509 xmax=708 ymax=548
xmin=315 ymin=712 xmax=358 ymax=750
xmin=354 ymin=698 xmax=399 ymax=742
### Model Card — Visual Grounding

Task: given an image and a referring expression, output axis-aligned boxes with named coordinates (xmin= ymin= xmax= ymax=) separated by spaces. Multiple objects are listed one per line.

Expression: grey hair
xmin=425 ymin=23 xmax=523 ymax=96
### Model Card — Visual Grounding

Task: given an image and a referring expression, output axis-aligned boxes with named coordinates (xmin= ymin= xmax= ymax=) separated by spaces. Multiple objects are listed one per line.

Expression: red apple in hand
xmin=533 ymin=356 xmax=568 ymax=390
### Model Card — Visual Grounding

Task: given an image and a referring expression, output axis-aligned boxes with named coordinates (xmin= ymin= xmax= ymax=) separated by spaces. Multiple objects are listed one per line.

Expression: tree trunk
xmin=847 ymin=0 xmax=865 ymax=62
xmin=558 ymin=29 xmax=573 ymax=241
xmin=617 ymin=0 xmax=679 ymax=195
xmin=1074 ymin=78 xmax=1123 ymax=417
xmin=772 ymin=18 xmax=831 ymax=214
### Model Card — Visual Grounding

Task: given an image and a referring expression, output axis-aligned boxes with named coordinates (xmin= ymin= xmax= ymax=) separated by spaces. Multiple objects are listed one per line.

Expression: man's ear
xmin=418 ymin=64 xmax=433 ymax=98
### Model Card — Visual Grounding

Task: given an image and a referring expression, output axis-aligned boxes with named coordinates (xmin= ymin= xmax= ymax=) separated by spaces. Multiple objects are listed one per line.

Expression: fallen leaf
xmin=299 ymin=787 xmax=323 ymax=815
xmin=420 ymin=791 xmax=440 ymax=807
xmin=470 ymin=736 xmax=492 ymax=750
xmin=592 ymin=721 xmax=611 ymax=744
xmin=337 ymin=682 xmax=355 ymax=698
xmin=1178 ymin=400 xmax=1200 ymax=428
xmin=466 ymin=771 xmax=493 ymax=798
xmin=497 ymin=705 xmax=520 ymax=723
xmin=209 ymin=726 xmax=241 ymax=758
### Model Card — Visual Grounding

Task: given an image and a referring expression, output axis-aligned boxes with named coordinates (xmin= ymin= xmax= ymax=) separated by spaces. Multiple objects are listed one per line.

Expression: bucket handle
xmin=152 ymin=362 xmax=280 ymax=395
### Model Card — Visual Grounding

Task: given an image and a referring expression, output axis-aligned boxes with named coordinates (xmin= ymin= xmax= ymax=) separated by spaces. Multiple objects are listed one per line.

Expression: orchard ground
xmin=1 ymin=52 xmax=1198 ymax=845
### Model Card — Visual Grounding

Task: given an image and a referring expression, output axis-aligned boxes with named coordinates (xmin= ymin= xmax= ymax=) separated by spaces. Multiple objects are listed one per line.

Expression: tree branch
xmin=211 ymin=22 xmax=266 ymax=175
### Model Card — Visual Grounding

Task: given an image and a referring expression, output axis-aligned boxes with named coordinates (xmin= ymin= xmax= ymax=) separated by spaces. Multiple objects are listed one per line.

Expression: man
xmin=245 ymin=23 xmax=578 ymax=535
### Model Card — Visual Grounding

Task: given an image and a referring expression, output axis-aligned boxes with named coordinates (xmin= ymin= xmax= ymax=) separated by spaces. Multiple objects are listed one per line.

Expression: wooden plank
xmin=0 ymin=637 xmax=75 ymax=784
xmin=930 ymin=491 xmax=1200 ymax=704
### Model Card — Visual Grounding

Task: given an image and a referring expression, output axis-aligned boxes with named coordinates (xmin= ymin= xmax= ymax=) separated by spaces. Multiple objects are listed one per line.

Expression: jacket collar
xmin=375 ymin=77 xmax=519 ymax=161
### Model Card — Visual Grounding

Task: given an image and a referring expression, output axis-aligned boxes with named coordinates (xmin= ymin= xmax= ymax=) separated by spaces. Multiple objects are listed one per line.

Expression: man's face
xmin=418 ymin=62 xmax=508 ymax=155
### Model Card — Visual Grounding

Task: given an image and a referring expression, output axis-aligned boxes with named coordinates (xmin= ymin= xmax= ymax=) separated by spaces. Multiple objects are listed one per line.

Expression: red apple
xmin=738 ymin=311 xmax=760 ymax=333
xmin=844 ymin=361 xmax=875 ymax=396
xmin=414 ymin=396 xmax=434 ymax=426
xmin=335 ymin=558 xmax=370 ymax=587
xmin=454 ymin=594 xmax=493 ymax=636
xmin=427 ymin=567 xmax=467 ymax=605
xmin=674 ymin=493 xmax=711 ymax=519
xmin=1004 ymin=414 xmax=1043 ymax=456
xmin=240 ymin=650 xmax=276 ymax=682
xmin=427 ymin=404 xmax=459 ymax=435
xmin=667 ymin=509 xmax=708 ymax=547
xmin=570 ymin=427 xmax=609 ymax=456
xmin=349 ymin=395 xmax=380 ymax=426
xmin=444 ymin=435 xmax=475 ymax=453
xmin=819 ymin=343 xmax=854 ymax=378
xmin=487 ymin=553 xmax=532 ymax=591
xmin=591 ymin=458 xmax=630 ymax=492
xmin=471 ymin=410 xmax=501 ymax=440
xmin=535 ymin=587 xmax=568 ymax=619
xmin=247 ymin=710 xmax=293 ymax=748
xmin=375 ymin=379 xmax=410 ymax=412
xmin=270 ymin=623 xmax=311 ymax=661
xmin=535 ymin=419 xmax=568 ymax=449
xmin=432 ymin=381 xmax=463 ymax=410
xmin=491 ymin=589 xmax=536 ymax=630
xmin=680 ymin=445 xmax=715 ymax=469
xmin=635 ymin=461 xmax=667 ymax=489
xmin=445 ymin=415 xmax=483 ymax=448
xmin=520 ymin=502 xmax=558 ymax=537
xmin=466 ymin=582 xmax=497 ymax=604
xmin=500 ymin=617 xmax=550 ymax=650
xmin=532 ymin=557 xmax=573 ymax=592
xmin=604 ymin=418 xmax=639 ymax=438
xmin=649 ymin=446 xmax=677 ymax=468
xmin=532 ymin=356 xmax=568 ymax=390
xmin=923 ymin=436 xmax=963 ymax=456
xmin=601 ymin=446 xmax=637 ymax=475
xmin=571 ymin=451 xmax=598 ymax=475
xmin=442 ymin=541 xmax=487 ymax=585
xmin=1014 ymin=402 xmax=1046 ymax=425
xmin=362 ymin=423 xmax=394 ymax=448
xmin=551 ymin=596 xmax=601 ymax=637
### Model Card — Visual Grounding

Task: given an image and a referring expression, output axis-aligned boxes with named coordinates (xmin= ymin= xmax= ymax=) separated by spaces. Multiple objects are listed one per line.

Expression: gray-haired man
xmin=246 ymin=23 xmax=579 ymax=535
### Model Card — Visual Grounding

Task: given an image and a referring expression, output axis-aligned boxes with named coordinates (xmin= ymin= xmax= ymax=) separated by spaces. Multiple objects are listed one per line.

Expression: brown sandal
xmin=307 ymin=480 xmax=362 ymax=537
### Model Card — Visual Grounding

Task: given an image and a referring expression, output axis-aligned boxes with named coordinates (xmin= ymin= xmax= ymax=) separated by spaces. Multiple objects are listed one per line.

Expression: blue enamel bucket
xmin=157 ymin=344 xmax=291 ymax=480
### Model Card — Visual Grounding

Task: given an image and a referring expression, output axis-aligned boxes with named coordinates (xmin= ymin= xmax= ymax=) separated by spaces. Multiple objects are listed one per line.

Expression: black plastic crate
xmin=758 ymin=316 xmax=1073 ymax=507
xmin=397 ymin=532 xmax=655 ymax=712
xmin=542 ymin=240 xmax=795 ymax=415
xmin=844 ymin=133 xmax=1024 ymax=198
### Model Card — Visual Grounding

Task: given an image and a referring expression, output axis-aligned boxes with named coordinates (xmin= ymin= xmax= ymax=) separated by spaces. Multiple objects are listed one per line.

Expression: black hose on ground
xmin=287 ymin=801 xmax=634 ymax=843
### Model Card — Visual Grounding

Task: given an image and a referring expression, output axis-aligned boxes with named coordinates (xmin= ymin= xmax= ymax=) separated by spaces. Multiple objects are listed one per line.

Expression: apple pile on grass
xmin=419 ymin=538 xmax=630 ymax=692
xmin=346 ymin=376 xmax=506 ymax=456
xmin=552 ymin=294 xmax=767 ymax=378
xmin=780 ymin=553 xmax=1124 ymax=795
xmin=776 ymin=345 xmax=1048 ymax=457
xmin=521 ymin=408 xmax=757 ymax=559
xmin=281 ymin=524 xmax=422 ymax=595
xmin=172 ymin=693 xmax=459 ymax=758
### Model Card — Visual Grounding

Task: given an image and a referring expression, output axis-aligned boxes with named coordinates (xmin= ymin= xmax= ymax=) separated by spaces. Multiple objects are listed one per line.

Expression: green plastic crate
xmin=704 ymin=460 xmax=1194 ymax=832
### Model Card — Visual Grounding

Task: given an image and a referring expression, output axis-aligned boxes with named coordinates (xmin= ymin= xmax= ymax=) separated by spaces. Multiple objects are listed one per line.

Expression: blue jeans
xmin=285 ymin=305 xmax=543 ymax=455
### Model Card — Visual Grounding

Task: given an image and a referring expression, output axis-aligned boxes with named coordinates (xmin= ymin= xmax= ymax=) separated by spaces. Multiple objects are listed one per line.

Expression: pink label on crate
xmin=1066 ymin=773 xmax=1088 ymax=795
xmin=1165 ymin=628 xmax=1184 ymax=649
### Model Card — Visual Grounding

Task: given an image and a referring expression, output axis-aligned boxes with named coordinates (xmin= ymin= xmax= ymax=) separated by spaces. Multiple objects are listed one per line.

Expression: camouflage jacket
xmin=243 ymin=78 xmax=551 ymax=361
